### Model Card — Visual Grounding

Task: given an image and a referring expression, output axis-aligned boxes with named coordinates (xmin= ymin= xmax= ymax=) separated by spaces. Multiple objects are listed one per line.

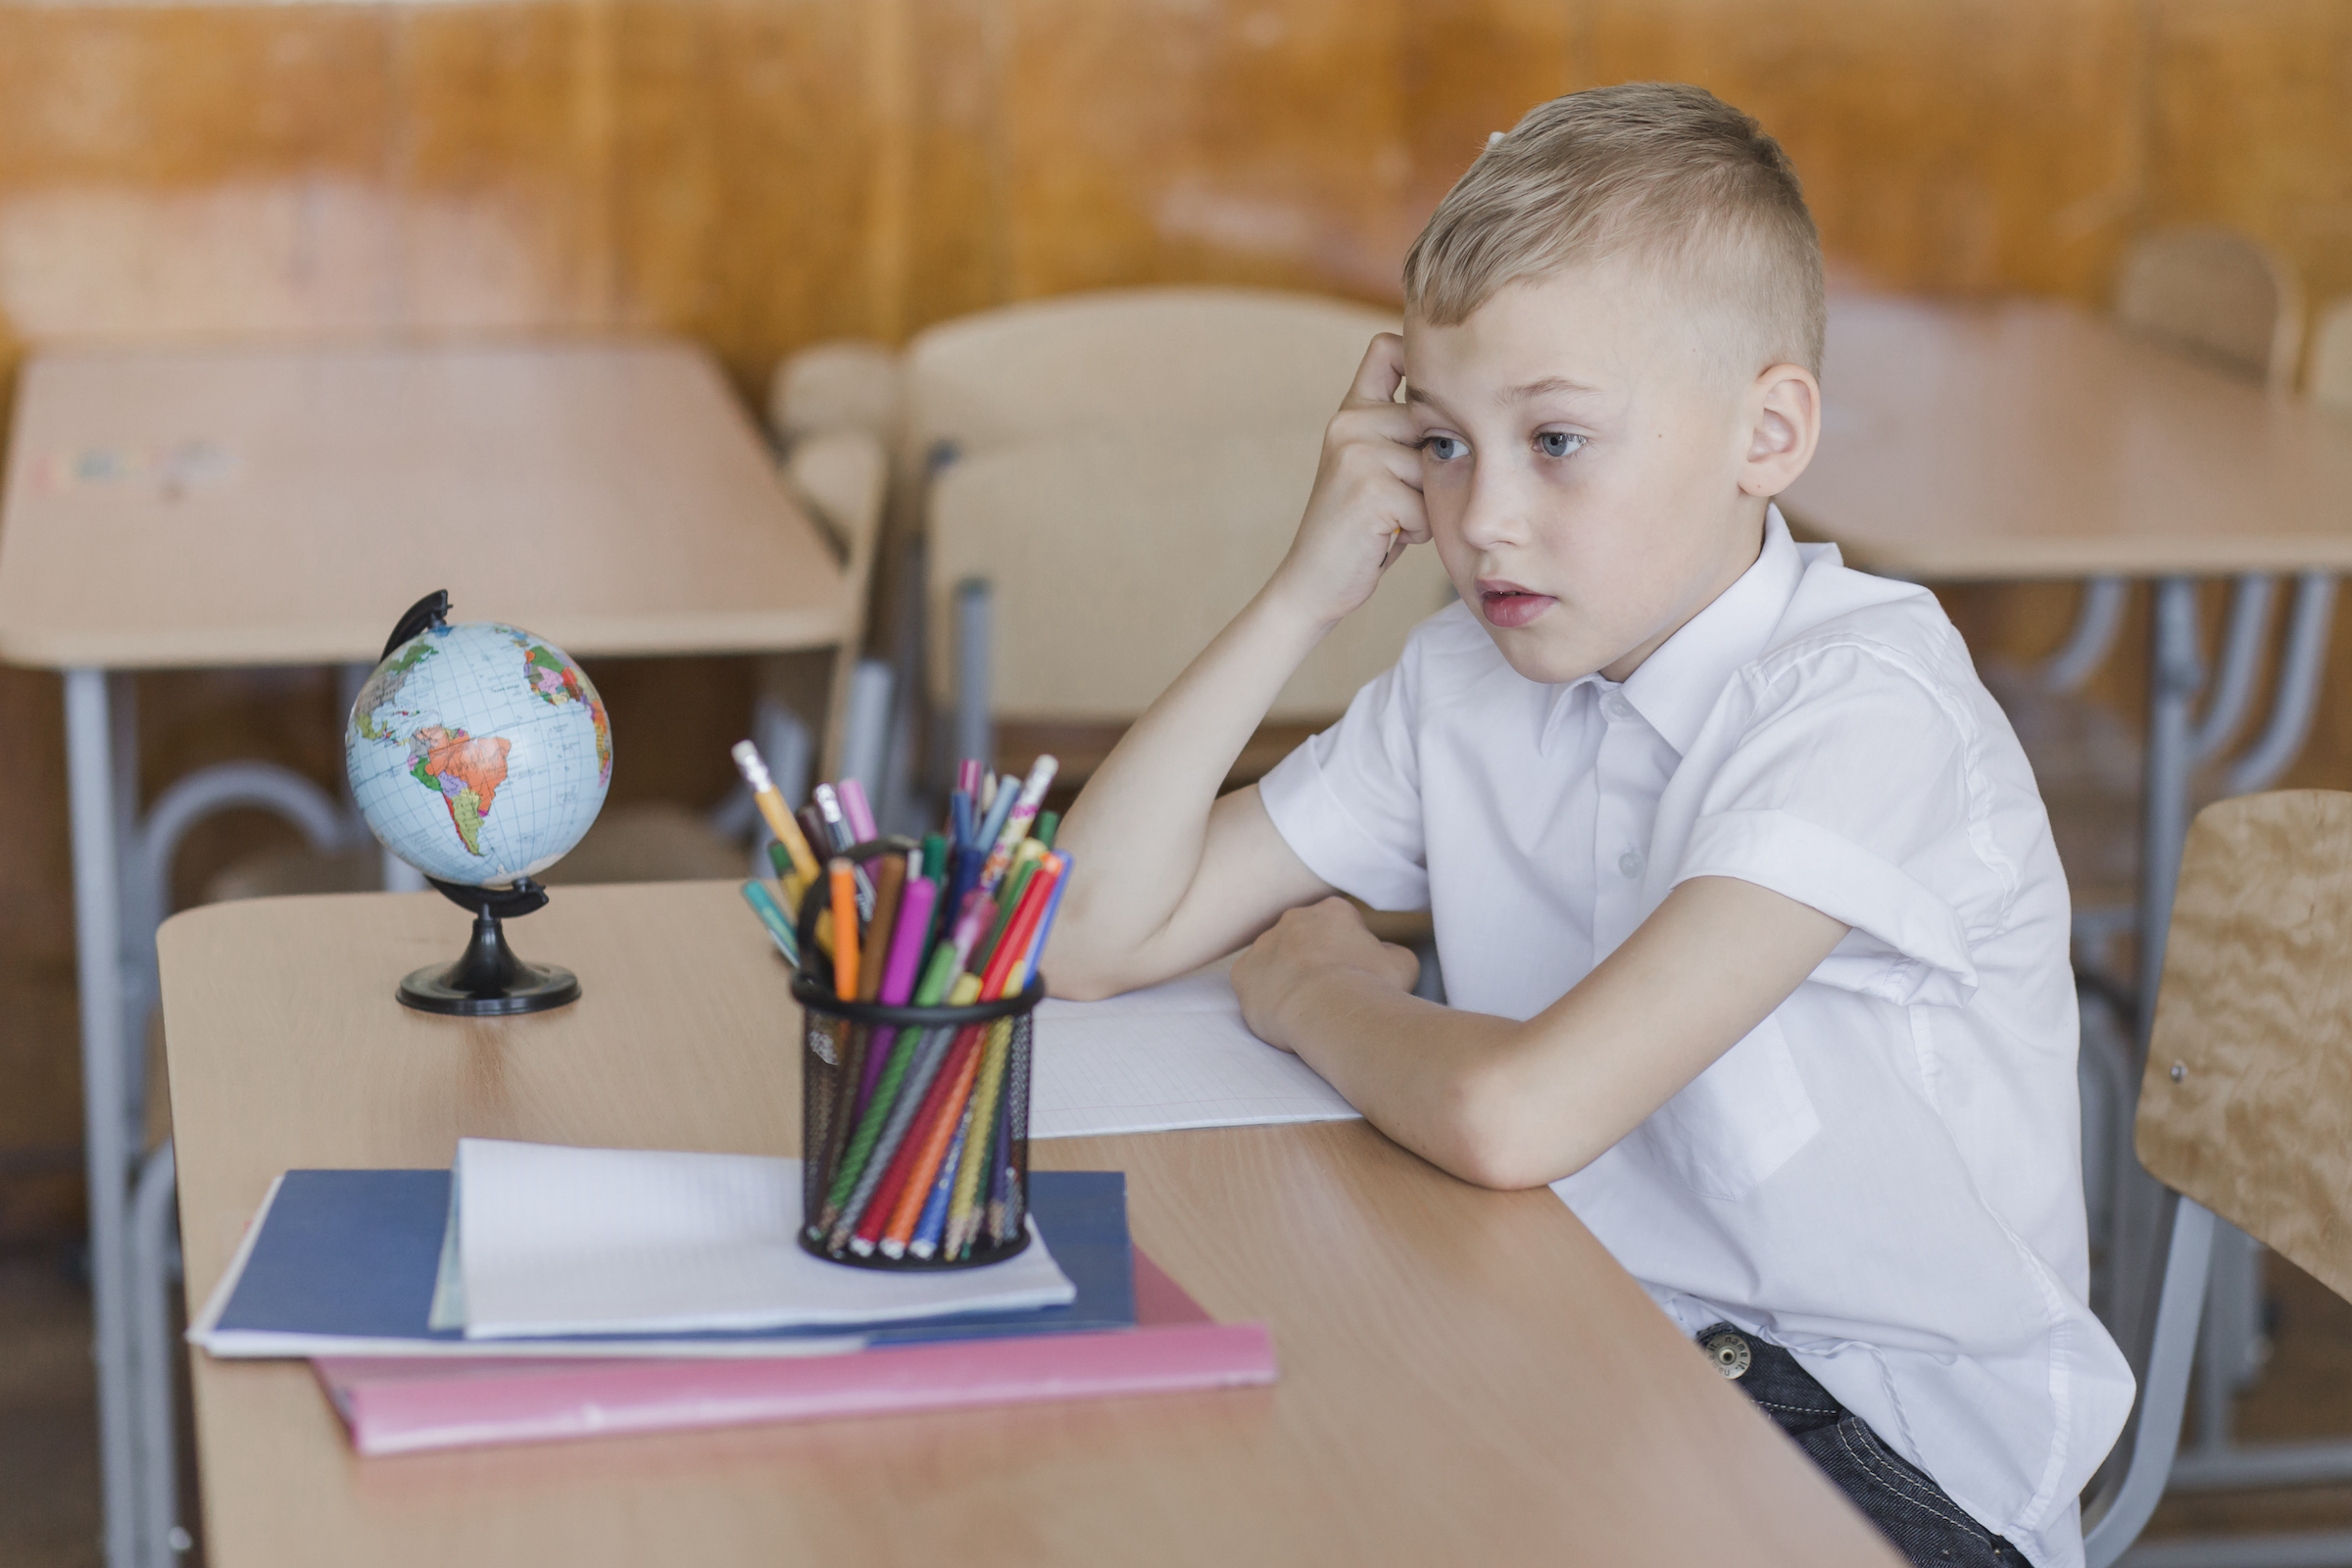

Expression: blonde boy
xmin=1049 ymin=85 xmax=2130 ymax=1567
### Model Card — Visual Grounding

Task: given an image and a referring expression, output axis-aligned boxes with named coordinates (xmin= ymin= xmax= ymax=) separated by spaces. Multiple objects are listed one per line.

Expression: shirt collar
xmin=1617 ymin=504 xmax=1806 ymax=757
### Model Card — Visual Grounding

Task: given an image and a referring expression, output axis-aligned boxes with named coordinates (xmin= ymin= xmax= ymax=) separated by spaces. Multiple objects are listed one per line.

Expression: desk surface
xmin=158 ymin=881 xmax=1897 ymax=1568
xmin=0 ymin=339 xmax=849 ymax=669
xmin=1782 ymin=294 xmax=2352 ymax=580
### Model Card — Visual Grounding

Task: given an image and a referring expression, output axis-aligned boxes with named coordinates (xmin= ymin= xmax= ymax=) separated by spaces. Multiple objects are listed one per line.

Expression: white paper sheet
xmin=1029 ymin=958 xmax=1363 ymax=1139
xmin=456 ymin=1141 xmax=1075 ymax=1340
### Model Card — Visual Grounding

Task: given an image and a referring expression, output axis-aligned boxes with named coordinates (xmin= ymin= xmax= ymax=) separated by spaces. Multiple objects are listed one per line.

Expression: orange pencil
xmin=876 ymin=1030 xmax=987 ymax=1257
xmin=827 ymin=858 xmax=860 ymax=1001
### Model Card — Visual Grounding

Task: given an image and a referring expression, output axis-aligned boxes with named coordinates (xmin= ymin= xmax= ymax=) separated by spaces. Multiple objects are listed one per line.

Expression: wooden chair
xmin=2082 ymin=791 xmax=2352 ymax=1565
xmin=889 ymin=283 xmax=1403 ymax=783
xmin=766 ymin=339 xmax=903 ymax=452
xmin=2115 ymin=226 xmax=2305 ymax=390
xmin=2309 ymin=297 xmax=2352 ymax=414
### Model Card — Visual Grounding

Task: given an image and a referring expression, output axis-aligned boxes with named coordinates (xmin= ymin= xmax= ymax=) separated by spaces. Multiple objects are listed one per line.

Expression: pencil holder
xmin=792 ymin=841 xmax=1041 ymax=1270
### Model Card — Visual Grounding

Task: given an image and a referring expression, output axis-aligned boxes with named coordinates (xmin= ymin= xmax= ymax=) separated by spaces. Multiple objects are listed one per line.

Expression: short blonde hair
xmin=1403 ymin=84 xmax=1826 ymax=376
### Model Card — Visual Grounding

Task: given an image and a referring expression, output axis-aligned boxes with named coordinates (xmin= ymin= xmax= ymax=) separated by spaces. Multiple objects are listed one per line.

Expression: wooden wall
xmin=1 ymin=0 xmax=2348 ymax=1234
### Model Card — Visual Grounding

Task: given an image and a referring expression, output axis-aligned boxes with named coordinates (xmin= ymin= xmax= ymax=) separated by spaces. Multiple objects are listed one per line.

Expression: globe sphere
xmin=346 ymin=619 xmax=612 ymax=889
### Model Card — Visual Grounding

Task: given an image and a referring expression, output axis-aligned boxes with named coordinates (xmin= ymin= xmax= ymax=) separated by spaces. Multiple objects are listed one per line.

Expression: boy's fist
xmin=1234 ymin=897 xmax=1421 ymax=1054
xmin=1267 ymin=333 xmax=1429 ymax=630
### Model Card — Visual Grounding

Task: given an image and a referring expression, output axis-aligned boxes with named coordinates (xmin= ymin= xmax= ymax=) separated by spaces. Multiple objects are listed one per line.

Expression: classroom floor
xmin=2 ymin=1235 xmax=2351 ymax=1563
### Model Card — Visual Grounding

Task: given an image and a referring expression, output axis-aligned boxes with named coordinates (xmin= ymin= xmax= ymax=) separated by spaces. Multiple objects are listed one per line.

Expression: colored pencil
xmin=738 ymin=880 xmax=799 ymax=964
xmin=907 ymin=1096 xmax=974 ymax=1259
xmin=836 ymin=778 xmax=879 ymax=844
xmin=976 ymin=756 xmax=1058 ymax=892
xmin=825 ymin=859 xmax=859 ymax=1001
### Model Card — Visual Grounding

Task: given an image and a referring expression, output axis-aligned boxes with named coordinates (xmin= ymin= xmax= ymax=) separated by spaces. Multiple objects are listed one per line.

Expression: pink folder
xmin=314 ymin=1252 xmax=1275 ymax=1456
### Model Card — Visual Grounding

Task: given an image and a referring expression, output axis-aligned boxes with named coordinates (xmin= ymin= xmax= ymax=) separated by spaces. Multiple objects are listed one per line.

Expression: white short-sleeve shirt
xmin=1257 ymin=508 xmax=2132 ymax=1568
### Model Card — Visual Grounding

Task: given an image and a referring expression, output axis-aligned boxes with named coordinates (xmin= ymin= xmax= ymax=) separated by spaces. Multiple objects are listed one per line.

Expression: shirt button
xmin=1618 ymin=849 xmax=1644 ymax=879
xmin=1603 ymin=693 xmax=1634 ymax=720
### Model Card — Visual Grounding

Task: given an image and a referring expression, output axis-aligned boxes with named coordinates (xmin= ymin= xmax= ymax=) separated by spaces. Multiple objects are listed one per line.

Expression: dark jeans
xmin=1695 ymin=1325 xmax=2021 ymax=1566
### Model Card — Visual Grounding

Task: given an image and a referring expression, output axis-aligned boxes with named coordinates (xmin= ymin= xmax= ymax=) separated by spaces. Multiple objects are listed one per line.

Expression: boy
xmin=1048 ymin=85 xmax=2132 ymax=1567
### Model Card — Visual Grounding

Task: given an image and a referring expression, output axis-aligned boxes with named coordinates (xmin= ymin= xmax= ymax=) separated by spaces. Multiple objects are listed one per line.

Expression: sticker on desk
xmin=30 ymin=440 xmax=238 ymax=500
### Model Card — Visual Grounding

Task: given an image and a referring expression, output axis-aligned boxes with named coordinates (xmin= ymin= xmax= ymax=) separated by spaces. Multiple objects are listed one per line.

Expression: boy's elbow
xmin=1435 ymin=1061 xmax=1581 ymax=1192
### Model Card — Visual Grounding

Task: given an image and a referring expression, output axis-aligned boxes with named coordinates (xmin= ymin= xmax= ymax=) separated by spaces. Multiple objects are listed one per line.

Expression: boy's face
xmin=1403 ymin=263 xmax=1818 ymax=686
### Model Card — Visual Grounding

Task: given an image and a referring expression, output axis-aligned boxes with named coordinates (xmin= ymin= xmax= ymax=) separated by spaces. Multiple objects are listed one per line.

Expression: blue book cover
xmin=198 ymin=1169 xmax=1132 ymax=1357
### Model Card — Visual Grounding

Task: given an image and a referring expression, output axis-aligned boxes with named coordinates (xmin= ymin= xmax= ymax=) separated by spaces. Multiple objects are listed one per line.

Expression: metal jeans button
xmin=1704 ymin=1331 xmax=1751 ymax=1380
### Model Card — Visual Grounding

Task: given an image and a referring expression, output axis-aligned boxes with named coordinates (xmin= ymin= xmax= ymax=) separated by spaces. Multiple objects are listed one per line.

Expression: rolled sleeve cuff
xmin=1675 ymin=808 xmax=1980 ymax=1006
xmin=1257 ymin=740 xmax=1430 ymax=912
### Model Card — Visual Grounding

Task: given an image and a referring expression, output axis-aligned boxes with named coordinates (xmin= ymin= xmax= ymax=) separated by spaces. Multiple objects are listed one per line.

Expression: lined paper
xmin=1030 ymin=959 xmax=1362 ymax=1138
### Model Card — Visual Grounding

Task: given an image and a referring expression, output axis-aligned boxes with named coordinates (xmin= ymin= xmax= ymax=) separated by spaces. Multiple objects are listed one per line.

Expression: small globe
xmin=346 ymin=618 xmax=612 ymax=889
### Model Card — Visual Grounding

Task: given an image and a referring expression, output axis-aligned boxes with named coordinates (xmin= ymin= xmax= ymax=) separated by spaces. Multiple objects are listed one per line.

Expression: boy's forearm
xmin=1265 ymin=970 xmax=1561 ymax=1189
xmin=1049 ymin=585 xmax=1332 ymax=991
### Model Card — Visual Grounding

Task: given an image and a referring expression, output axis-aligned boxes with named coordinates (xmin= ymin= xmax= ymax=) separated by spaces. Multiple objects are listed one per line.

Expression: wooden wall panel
xmin=1577 ymin=0 xmax=2146 ymax=303
xmin=2145 ymin=0 xmax=2352 ymax=375
xmin=0 ymin=0 xmax=2345 ymax=1225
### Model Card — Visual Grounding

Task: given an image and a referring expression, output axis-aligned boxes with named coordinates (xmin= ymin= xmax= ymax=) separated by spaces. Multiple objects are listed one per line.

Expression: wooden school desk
xmin=156 ymin=881 xmax=1901 ymax=1568
xmin=1781 ymin=291 xmax=2352 ymax=1494
xmin=0 ymin=338 xmax=855 ymax=1568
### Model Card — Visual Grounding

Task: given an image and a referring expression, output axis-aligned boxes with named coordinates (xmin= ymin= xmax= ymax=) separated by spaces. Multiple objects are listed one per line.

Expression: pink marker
xmin=853 ymin=876 xmax=941 ymax=1119
xmin=835 ymin=779 xmax=879 ymax=845
xmin=877 ymin=877 xmax=936 ymax=1006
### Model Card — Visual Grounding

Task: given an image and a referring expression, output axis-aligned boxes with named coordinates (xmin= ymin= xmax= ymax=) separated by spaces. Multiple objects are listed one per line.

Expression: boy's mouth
xmin=1477 ymin=580 xmax=1555 ymax=629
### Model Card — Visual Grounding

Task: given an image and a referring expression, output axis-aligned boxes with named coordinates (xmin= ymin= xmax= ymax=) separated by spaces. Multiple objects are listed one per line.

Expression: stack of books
xmin=190 ymin=1139 xmax=1276 ymax=1456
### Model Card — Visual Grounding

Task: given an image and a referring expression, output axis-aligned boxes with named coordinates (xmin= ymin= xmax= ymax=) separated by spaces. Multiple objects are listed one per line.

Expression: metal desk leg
xmin=2100 ymin=580 xmax=2207 ymax=1381
xmin=66 ymin=667 xmax=138 ymax=1568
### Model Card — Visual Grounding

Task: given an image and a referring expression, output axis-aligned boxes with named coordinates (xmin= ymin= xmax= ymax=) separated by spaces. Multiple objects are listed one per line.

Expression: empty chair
xmin=2115 ymin=226 xmax=2305 ymax=389
xmin=929 ymin=424 xmax=1454 ymax=759
xmin=2083 ymin=790 xmax=2352 ymax=1565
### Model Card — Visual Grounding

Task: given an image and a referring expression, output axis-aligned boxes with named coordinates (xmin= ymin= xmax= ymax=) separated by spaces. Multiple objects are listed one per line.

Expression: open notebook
xmin=1031 ymin=958 xmax=1361 ymax=1138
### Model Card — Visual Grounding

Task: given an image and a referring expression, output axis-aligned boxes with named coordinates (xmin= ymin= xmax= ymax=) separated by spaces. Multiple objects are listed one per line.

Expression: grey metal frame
xmin=68 ymin=666 xmax=375 ymax=1567
xmin=2086 ymin=1192 xmax=2216 ymax=1567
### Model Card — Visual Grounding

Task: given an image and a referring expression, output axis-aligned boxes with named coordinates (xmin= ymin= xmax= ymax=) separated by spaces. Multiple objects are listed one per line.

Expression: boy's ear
xmin=1739 ymin=364 xmax=1820 ymax=498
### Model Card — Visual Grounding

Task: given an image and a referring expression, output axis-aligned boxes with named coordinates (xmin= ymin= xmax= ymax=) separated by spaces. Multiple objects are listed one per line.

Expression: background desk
xmin=158 ymin=882 xmax=1899 ymax=1567
xmin=0 ymin=338 xmax=854 ymax=1568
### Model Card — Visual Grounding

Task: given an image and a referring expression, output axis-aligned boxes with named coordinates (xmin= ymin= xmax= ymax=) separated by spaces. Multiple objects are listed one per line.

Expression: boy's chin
xmin=1478 ymin=622 xmax=1611 ymax=687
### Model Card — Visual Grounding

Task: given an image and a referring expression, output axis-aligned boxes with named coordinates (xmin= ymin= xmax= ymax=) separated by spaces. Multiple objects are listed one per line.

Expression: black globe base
xmin=397 ymin=875 xmax=581 ymax=1017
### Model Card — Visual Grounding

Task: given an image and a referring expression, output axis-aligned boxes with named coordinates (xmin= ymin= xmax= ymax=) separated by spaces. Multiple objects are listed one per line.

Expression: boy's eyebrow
xmin=1508 ymin=375 xmax=1602 ymax=401
xmin=1403 ymin=375 xmax=1602 ymax=412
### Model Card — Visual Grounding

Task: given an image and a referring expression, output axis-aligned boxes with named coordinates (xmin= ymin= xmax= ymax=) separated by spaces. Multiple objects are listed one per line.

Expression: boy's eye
xmin=1422 ymin=434 xmax=1469 ymax=462
xmin=1536 ymin=430 xmax=1586 ymax=459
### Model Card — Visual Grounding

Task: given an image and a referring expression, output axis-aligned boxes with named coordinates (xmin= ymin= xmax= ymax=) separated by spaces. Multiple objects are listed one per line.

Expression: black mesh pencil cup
xmin=793 ymin=844 xmax=1041 ymax=1270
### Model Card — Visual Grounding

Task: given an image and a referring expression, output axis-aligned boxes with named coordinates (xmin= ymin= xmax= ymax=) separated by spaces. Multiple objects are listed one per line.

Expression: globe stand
xmin=398 ymin=876 xmax=581 ymax=1016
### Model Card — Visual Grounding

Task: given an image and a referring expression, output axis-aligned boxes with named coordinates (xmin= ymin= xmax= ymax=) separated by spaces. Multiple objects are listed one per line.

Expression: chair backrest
xmin=2114 ymin=227 xmax=2304 ymax=389
xmin=769 ymin=340 xmax=904 ymax=450
xmin=926 ymin=424 xmax=1457 ymax=722
xmin=2310 ymin=298 xmax=2352 ymax=414
xmin=2137 ymin=789 xmax=2352 ymax=1301
xmin=906 ymin=287 xmax=1398 ymax=466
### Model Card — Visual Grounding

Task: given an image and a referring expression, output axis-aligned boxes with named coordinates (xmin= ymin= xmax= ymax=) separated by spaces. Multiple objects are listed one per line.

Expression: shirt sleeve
xmin=1670 ymin=639 xmax=2020 ymax=1007
xmin=1256 ymin=642 xmax=1430 ymax=912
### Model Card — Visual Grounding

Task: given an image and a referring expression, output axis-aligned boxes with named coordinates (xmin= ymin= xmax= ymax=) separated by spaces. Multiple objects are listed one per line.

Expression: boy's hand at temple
xmin=1263 ymin=333 xmax=1430 ymax=631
